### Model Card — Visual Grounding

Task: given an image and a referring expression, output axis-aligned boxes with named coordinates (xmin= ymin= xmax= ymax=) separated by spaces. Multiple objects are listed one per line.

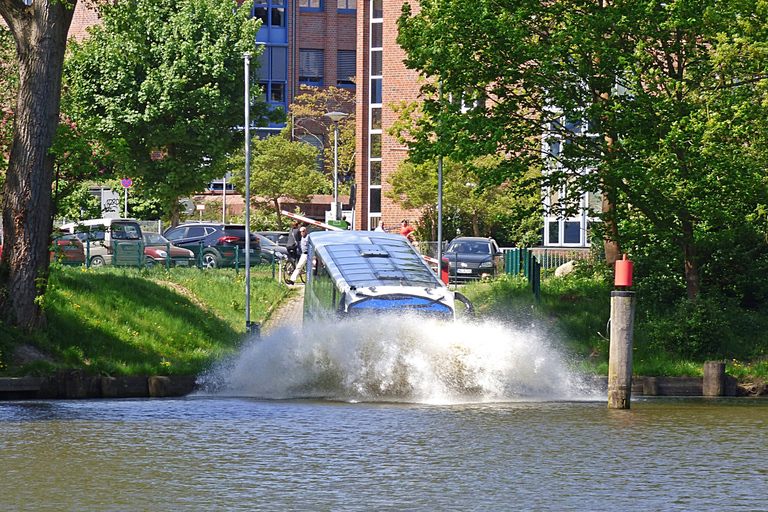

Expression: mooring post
xmin=608 ymin=290 xmax=636 ymax=409
xmin=703 ymin=361 xmax=726 ymax=396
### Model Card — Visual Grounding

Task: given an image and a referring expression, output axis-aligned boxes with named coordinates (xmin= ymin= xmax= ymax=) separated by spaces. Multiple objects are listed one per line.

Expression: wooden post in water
xmin=703 ymin=361 xmax=726 ymax=396
xmin=608 ymin=291 xmax=636 ymax=409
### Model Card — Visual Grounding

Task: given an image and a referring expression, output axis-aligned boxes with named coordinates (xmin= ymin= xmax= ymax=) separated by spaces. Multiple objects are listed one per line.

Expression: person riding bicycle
xmin=286 ymin=226 xmax=308 ymax=285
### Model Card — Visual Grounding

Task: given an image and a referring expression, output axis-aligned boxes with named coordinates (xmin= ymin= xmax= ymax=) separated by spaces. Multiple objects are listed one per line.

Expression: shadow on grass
xmin=42 ymin=270 xmax=243 ymax=375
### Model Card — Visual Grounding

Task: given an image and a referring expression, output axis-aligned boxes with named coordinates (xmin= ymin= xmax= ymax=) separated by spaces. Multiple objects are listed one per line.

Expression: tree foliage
xmin=290 ymin=85 xmax=356 ymax=186
xmin=386 ymin=156 xmax=541 ymax=246
xmin=396 ymin=0 xmax=768 ymax=300
xmin=63 ymin=0 xmax=282 ymax=225
xmin=228 ymin=126 xmax=331 ymax=230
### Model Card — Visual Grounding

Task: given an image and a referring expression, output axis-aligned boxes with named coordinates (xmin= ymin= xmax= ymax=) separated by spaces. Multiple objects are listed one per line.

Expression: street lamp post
xmin=243 ymin=52 xmax=252 ymax=335
xmin=325 ymin=111 xmax=348 ymax=220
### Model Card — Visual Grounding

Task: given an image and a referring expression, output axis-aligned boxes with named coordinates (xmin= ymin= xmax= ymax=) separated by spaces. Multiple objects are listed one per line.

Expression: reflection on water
xmin=1 ymin=398 xmax=766 ymax=511
xmin=198 ymin=315 xmax=601 ymax=403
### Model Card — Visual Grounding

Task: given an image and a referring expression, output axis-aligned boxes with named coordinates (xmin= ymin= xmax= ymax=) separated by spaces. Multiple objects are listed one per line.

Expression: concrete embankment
xmin=0 ymin=370 xmax=196 ymax=400
xmin=1 ymin=372 xmax=764 ymax=400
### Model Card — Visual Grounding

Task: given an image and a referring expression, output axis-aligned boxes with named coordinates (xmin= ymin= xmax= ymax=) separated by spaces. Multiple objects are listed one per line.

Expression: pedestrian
xmin=287 ymin=225 xmax=309 ymax=285
xmin=375 ymin=220 xmax=386 ymax=232
xmin=286 ymin=221 xmax=301 ymax=263
xmin=399 ymin=219 xmax=415 ymax=242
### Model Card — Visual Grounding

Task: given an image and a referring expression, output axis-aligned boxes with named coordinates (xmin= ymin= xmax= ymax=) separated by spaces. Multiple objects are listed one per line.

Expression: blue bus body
xmin=303 ymin=231 xmax=463 ymax=321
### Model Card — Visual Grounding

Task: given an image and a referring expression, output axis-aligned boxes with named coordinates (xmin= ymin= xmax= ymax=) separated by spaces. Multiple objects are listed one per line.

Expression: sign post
xmin=121 ymin=178 xmax=132 ymax=217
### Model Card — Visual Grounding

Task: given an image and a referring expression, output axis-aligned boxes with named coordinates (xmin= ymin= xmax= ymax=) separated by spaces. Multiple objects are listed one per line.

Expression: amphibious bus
xmin=303 ymin=231 xmax=473 ymax=321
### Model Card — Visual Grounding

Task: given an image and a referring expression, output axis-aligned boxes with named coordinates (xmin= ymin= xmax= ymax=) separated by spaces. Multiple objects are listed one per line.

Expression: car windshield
xmin=447 ymin=242 xmax=491 ymax=255
xmin=259 ymin=236 xmax=277 ymax=246
xmin=144 ymin=233 xmax=168 ymax=245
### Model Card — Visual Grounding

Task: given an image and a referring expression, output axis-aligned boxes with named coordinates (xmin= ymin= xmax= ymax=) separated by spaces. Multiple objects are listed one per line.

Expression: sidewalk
xmin=261 ymin=284 xmax=304 ymax=336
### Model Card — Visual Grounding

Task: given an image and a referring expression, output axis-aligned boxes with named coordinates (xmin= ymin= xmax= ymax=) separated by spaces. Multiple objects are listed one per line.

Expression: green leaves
xmin=63 ymin=0 xmax=280 ymax=220
xmin=397 ymin=0 xmax=768 ymax=298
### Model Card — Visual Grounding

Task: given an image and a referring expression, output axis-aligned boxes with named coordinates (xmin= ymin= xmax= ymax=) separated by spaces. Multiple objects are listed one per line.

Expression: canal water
xmin=2 ymin=316 xmax=766 ymax=511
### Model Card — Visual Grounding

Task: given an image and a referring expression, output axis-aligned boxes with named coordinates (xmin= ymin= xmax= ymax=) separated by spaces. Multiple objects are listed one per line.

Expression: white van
xmin=60 ymin=218 xmax=144 ymax=267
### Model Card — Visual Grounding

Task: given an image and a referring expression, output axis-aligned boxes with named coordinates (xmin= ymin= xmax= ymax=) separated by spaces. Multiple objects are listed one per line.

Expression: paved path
xmin=261 ymin=284 xmax=304 ymax=336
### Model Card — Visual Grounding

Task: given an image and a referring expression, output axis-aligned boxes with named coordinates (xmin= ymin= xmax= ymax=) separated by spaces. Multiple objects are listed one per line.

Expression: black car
xmin=162 ymin=222 xmax=261 ymax=269
xmin=443 ymin=237 xmax=503 ymax=282
xmin=253 ymin=233 xmax=288 ymax=264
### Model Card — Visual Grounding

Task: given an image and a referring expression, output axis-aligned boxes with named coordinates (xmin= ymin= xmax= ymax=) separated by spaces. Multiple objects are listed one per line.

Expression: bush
xmin=643 ymin=296 xmax=735 ymax=360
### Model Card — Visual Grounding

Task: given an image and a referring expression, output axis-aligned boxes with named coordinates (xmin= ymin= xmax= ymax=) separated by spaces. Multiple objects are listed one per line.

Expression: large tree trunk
xmin=0 ymin=0 xmax=75 ymax=330
xmin=681 ymin=219 xmax=700 ymax=300
xmin=601 ymin=189 xmax=621 ymax=266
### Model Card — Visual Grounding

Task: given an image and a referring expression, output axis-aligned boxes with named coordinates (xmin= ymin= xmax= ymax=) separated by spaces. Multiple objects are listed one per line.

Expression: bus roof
xmin=309 ymin=231 xmax=444 ymax=290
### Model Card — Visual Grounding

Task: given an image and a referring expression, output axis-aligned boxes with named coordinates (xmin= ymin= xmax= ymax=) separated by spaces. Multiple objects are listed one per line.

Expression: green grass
xmin=2 ymin=265 xmax=766 ymax=384
xmin=0 ymin=264 xmax=291 ymax=377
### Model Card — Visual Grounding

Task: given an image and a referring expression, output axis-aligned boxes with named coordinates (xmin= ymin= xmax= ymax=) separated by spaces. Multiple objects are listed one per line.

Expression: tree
xmin=0 ymin=0 xmax=76 ymax=329
xmin=386 ymin=156 xmax=541 ymax=246
xmin=63 ymin=0 xmax=282 ymax=227
xmin=290 ymin=85 xmax=356 ymax=185
xmin=396 ymin=0 xmax=768 ymax=300
xmin=229 ymin=127 xmax=331 ymax=230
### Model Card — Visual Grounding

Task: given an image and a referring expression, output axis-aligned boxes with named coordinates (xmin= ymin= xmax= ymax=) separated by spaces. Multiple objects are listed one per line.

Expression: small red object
xmin=441 ymin=257 xmax=450 ymax=285
xmin=614 ymin=254 xmax=633 ymax=287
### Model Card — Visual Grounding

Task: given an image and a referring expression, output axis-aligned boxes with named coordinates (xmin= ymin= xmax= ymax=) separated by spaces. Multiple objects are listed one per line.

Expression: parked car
xmin=51 ymin=229 xmax=86 ymax=265
xmin=256 ymin=231 xmax=289 ymax=247
xmin=253 ymin=233 xmax=288 ymax=264
xmin=443 ymin=237 xmax=503 ymax=282
xmin=59 ymin=218 xmax=144 ymax=267
xmin=142 ymin=232 xmax=196 ymax=268
xmin=162 ymin=222 xmax=261 ymax=269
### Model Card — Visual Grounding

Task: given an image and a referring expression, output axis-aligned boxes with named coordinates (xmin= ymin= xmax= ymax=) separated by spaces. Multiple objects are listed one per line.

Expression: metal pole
xmin=437 ymin=83 xmax=443 ymax=281
xmin=222 ymin=174 xmax=227 ymax=223
xmin=333 ymin=120 xmax=339 ymax=219
xmin=124 ymin=187 xmax=127 ymax=218
xmin=244 ymin=53 xmax=252 ymax=334
xmin=437 ymin=154 xmax=443 ymax=278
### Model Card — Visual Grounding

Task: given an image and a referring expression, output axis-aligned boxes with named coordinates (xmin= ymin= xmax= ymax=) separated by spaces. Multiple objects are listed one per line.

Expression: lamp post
xmin=243 ymin=52 xmax=252 ymax=335
xmin=325 ymin=111 xmax=348 ymax=220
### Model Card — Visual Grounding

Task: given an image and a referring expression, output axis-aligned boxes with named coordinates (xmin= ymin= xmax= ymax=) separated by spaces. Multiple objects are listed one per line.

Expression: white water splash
xmin=197 ymin=315 xmax=602 ymax=404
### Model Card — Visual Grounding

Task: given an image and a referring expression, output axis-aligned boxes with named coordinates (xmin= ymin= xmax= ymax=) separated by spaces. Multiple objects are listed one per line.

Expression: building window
xmin=257 ymin=46 xmax=288 ymax=111
xmin=299 ymin=0 xmax=322 ymax=11
xmin=372 ymin=0 xmax=382 ymax=18
xmin=253 ymin=0 xmax=286 ymax=27
xmin=370 ymin=187 xmax=381 ymax=213
xmin=337 ymin=0 xmax=356 ymax=12
xmin=300 ymin=49 xmax=324 ymax=86
xmin=337 ymin=50 xmax=356 ymax=87
xmin=370 ymin=161 xmax=381 ymax=186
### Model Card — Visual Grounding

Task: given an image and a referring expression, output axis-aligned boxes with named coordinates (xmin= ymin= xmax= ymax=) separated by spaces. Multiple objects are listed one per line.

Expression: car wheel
xmin=145 ymin=257 xmax=156 ymax=268
xmin=202 ymin=252 xmax=218 ymax=269
xmin=90 ymin=256 xmax=105 ymax=268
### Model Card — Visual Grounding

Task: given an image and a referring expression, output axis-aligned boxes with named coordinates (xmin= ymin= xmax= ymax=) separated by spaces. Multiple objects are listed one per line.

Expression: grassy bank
xmin=0 ymin=265 xmax=291 ymax=377
xmin=2 ymin=265 xmax=766 ymax=383
xmin=460 ymin=274 xmax=768 ymax=381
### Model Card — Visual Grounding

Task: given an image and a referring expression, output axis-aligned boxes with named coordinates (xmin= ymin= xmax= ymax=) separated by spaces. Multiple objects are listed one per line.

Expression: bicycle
xmin=282 ymin=254 xmax=305 ymax=284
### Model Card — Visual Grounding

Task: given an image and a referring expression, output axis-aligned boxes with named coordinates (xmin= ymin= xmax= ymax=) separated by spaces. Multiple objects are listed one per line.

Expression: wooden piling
xmin=703 ymin=361 xmax=726 ymax=396
xmin=608 ymin=291 xmax=636 ymax=409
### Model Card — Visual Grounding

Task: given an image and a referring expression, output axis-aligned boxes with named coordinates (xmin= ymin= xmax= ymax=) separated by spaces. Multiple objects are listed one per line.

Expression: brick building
xmin=352 ymin=0 xmax=421 ymax=231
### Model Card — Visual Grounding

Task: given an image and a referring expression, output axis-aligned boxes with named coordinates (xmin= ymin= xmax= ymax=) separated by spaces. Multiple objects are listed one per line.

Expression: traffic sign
xmin=121 ymin=178 xmax=132 ymax=188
